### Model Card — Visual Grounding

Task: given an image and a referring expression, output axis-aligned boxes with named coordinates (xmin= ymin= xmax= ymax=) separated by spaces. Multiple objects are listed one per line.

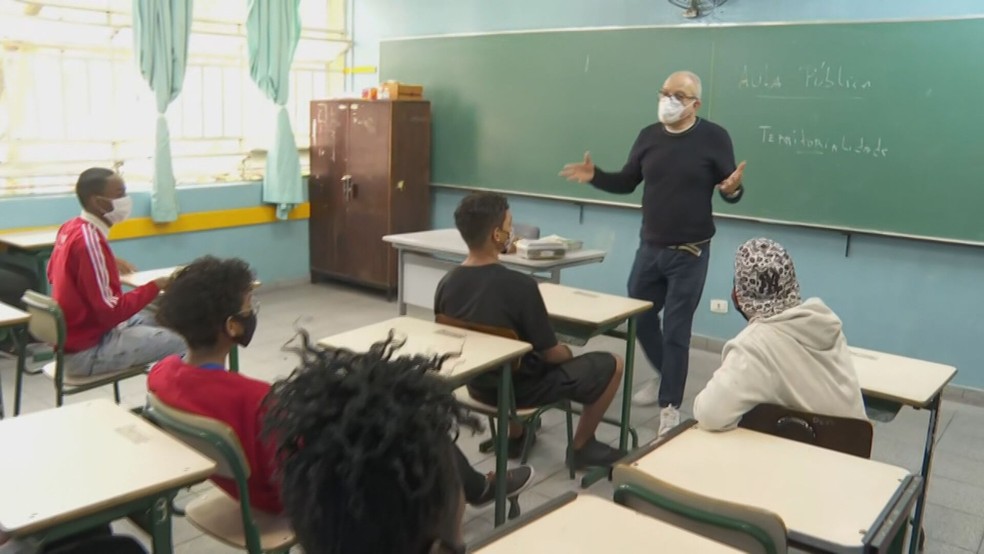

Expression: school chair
xmin=612 ymin=471 xmax=787 ymax=554
xmin=738 ymin=403 xmax=874 ymax=459
xmin=436 ymin=314 xmax=576 ymax=479
xmin=15 ymin=291 xmax=147 ymax=414
xmin=144 ymin=393 xmax=296 ymax=554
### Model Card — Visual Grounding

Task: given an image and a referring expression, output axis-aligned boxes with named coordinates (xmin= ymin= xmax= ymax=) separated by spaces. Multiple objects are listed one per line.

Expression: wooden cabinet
xmin=309 ymin=100 xmax=431 ymax=291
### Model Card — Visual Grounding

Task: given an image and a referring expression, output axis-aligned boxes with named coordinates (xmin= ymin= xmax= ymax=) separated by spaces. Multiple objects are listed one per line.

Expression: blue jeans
xmin=64 ymin=311 xmax=186 ymax=377
xmin=627 ymin=242 xmax=711 ymax=408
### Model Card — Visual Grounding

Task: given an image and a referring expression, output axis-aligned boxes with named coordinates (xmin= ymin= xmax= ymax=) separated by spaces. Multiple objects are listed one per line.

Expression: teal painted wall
xmin=356 ymin=0 xmax=984 ymax=388
xmin=0 ymin=182 xmax=309 ymax=286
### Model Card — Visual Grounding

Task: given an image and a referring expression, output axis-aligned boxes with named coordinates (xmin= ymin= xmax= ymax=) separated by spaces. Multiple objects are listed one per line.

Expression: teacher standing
xmin=560 ymin=70 xmax=746 ymax=438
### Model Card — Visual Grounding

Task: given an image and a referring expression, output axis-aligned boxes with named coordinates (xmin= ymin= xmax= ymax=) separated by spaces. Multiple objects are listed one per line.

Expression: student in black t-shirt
xmin=435 ymin=192 xmax=625 ymax=470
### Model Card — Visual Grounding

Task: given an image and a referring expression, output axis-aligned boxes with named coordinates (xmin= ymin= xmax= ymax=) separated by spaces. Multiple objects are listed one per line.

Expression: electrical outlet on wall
xmin=710 ymin=299 xmax=729 ymax=314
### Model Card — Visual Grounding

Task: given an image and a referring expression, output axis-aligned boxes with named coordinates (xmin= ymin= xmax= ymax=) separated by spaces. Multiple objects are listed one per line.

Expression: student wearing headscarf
xmin=693 ymin=238 xmax=867 ymax=431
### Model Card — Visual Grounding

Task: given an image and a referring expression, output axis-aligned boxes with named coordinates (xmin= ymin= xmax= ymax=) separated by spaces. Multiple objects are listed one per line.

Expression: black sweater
xmin=591 ymin=118 xmax=743 ymax=246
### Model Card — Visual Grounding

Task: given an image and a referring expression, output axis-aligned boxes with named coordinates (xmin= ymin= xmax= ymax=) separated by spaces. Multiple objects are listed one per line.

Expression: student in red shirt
xmin=48 ymin=168 xmax=185 ymax=377
xmin=147 ymin=256 xmax=280 ymax=513
xmin=149 ymin=256 xmax=532 ymax=517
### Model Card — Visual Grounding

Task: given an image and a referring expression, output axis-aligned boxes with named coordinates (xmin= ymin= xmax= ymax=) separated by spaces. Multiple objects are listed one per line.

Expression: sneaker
xmin=568 ymin=439 xmax=626 ymax=470
xmin=632 ymin=379 xmax=661 ymax=406
xmin=508 ymin=429 xmax=536 ymax=459
xmin=468 ymin=465 xmax=535 ymax=507
xmin=658 ymin=405 xmax=681 ymax=438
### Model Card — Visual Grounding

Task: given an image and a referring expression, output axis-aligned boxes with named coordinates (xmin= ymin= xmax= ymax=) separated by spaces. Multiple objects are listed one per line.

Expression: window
xmin=0 ymin=0 xmax=349 ymax=196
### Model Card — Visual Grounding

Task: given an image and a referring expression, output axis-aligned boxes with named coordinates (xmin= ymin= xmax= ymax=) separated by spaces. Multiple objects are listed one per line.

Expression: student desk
xmin=615 ymin=423 xmax=921 ymax=553
xmin=472 ymin=493 xmax=741 ymax=553
xmin=120 ymin=267 xmax=262 ymax=373
xmin=318 ymin=316 xmax=531 ymax=527
xmin=537 ymin=283 xmax=653 ymax=486
xmin=0 ymin=302 xmax=30 ymax=419
xmin=383 ymin=229 xmax=606 ymax=315
xmin=851 ymin=347 xmax=957 ymax=553
xmin=0 ymin=228 xmax=58 ymax=294
xmin=0 ymin=399 xmax=215 ymax=553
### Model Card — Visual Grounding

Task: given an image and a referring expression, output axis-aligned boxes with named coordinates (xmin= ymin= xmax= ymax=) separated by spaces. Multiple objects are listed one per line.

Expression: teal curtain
xmin=246 ymin=0 xmax=303 ymax=220
xmin=132 ymin=0 xmax=193 ymax=222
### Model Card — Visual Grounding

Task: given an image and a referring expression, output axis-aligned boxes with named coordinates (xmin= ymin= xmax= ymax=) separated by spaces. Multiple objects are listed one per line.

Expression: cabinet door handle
xmin=341 ymin=175 xmax=359 ymax=201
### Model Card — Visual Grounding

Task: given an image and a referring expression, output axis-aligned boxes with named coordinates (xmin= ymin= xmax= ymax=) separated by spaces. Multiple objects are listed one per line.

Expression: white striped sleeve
xmin=81 ymin=224 xmax=119 ymax=308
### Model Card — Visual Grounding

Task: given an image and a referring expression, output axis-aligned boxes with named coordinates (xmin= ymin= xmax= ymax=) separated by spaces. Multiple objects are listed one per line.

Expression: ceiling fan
xmin=668 ymin=0 xmax=730 ymax=19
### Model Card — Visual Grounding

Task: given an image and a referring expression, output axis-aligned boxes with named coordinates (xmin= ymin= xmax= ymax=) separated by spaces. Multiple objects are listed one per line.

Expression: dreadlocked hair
xmin=263 ymin=329 xmax=480 ymax=554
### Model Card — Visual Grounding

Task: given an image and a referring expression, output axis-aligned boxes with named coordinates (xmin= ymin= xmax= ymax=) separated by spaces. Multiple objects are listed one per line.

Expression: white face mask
xmin=104 ymin=195 xmax=133 ymax=224
xmin=658 ymin=96 xmax=693 ymax=125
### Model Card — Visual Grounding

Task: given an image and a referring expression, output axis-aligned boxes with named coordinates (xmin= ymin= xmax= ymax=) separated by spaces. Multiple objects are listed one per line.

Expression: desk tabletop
xmin=0 ymin=400 xmax=216 ymax=535
xmin=384 ymin=229 xmax=606 ymax=269
xmin=119 ymin=267 xmax=180 ymax=288
xmin=318 ymin=317 xmax=531 ymax=384
xmin=120 ymin=267 xmax=262 ymax=290
xmin=621 ymin=426 xmax=911 ymax=550
xmin=0 ymin=228 xmax=58 ymax=250
xmin=475 ymin=495 xmax=740 ymax=553
xmin=0 ymin=301 xmax=30 ymax=326
xmin=539 ymin=283 xmax=652 ymax=326
xmin=851 ymin=347 xmax=957 ymax=408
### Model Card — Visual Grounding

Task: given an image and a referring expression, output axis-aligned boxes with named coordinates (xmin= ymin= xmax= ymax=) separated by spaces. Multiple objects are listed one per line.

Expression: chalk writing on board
xmin=758 ymin=126 xmax=888 ymax=158
xmin=800 ymin=62 xmax=872 ymax=90
xmin=738 ymin=65 xmax=782 ymax=89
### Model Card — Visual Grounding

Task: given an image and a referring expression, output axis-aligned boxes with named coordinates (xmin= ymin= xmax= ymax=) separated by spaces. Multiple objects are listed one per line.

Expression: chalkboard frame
xmin=382 ymin=16 xmax=984 ymax=248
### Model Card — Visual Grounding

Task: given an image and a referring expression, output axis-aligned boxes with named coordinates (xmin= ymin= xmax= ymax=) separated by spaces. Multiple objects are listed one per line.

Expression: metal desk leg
xmin=228 ymin=346 xmax=240 ymax=373
xmin=13 ymin=325 xmax=27 ymax=416
xmin=494 ymin=363 xmax=512 ymax=527
xmin=397 ymin=249 xmax=408 ymax=316
xmin=908 ymin=394 xmax=941 ymax=554
xmin=618 ymin=317 xmax=638 ymax=451
xmin=149 ymin=495 xmax=175 ymax=554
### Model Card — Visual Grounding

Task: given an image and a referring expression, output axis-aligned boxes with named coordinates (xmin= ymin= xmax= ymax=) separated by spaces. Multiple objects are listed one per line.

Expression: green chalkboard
xmin=380 ymin=19 xmax=984 ymax=243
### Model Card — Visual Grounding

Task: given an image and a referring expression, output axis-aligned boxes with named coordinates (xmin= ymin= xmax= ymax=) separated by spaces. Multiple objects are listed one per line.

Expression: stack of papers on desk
xmin=515 ymin=235 xmax=583 ymax=260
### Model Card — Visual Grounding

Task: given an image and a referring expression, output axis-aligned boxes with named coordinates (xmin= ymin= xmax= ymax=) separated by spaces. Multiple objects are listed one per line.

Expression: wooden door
xmin=337 ymin=101 xmax=392 ymax=287
xmin=390 ymin=101 xmax=431 ymax=236
xmin=308 ymin=101 xmax=348 ymax=275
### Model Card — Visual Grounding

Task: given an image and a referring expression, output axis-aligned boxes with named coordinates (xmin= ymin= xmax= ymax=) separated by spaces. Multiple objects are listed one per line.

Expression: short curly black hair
xmin=75 ymin=167 xmax=115 ymax=205
xmin=454 ymin=192 xmax=509 ymax=249
xmin=263 ymin=331 xmax=480 ymax=554
xmin=156 ymin=256 xmax=255 ymax=350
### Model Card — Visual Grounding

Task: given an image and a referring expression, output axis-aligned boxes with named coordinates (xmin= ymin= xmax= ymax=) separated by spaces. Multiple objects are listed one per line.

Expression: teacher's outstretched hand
xmin=559 ymin=152 xmax=595 ymax=184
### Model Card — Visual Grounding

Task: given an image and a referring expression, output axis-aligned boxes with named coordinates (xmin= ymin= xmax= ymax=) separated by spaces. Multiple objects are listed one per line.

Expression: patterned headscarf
xmin=733 ymin=238 xmax=802 ymax=320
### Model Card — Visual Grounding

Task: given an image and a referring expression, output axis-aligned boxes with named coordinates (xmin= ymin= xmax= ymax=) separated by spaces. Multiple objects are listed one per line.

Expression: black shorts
xmin=468 ymin=352 xmax=617 ymax=407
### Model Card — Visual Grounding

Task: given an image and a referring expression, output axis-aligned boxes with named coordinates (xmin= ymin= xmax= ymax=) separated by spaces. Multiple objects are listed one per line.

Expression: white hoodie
xmin=693 ymin=298 xmax=867 ymax=431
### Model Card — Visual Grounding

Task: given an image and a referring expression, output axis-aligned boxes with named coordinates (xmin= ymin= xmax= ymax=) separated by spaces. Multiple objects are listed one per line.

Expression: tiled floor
xmin=2 ymin=281 xmax=983 ymax=553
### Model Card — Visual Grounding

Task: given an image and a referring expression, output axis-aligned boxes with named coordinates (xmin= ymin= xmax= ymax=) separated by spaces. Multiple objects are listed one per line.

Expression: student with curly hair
xmin=265 ymin=332 xmax=487 ymax=554
xmin=147 ymin=255 xmax=532 ymax=519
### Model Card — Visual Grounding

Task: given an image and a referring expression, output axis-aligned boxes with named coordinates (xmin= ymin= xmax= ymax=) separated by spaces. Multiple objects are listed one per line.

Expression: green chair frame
xmin=16 ymin=290 xmax=146 ymax=414
xmin=143 ymin=393 xmax=295 ymax=554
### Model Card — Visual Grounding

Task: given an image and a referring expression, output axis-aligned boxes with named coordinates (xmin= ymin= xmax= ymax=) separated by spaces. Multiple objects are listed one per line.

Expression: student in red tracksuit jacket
xmin=47 ymin=168 xmax=185 ymax=377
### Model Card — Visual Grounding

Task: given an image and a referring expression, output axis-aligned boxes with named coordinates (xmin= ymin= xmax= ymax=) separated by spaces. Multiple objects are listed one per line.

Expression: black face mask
xmin=229 ymin=311 xmax=258 ymax=347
